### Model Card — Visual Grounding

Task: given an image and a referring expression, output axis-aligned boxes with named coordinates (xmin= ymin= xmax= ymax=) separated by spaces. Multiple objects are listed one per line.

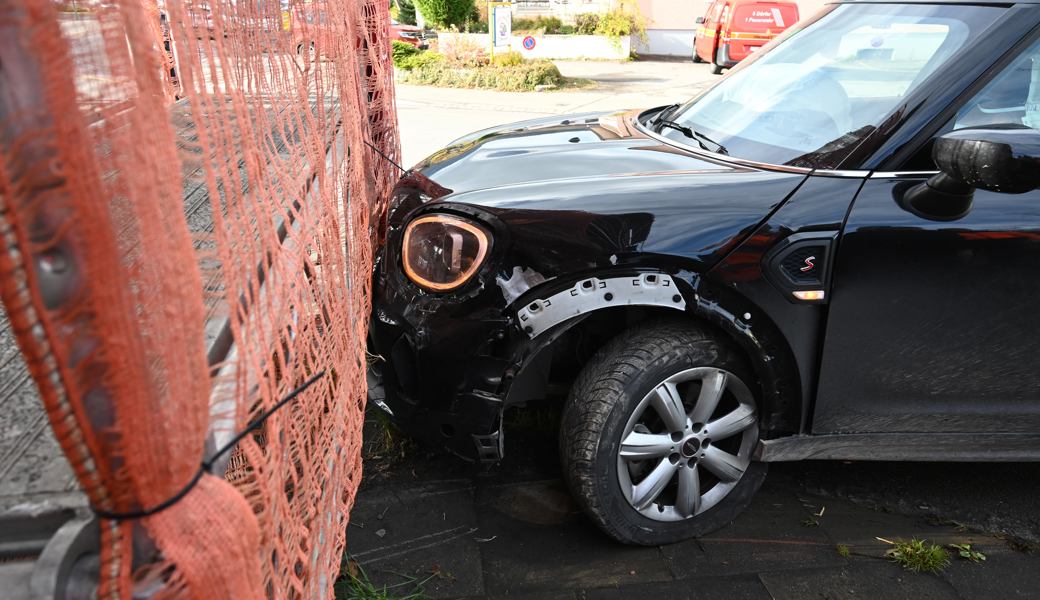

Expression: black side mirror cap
xmin=933 ymin=125 xmax=1040 ymax=194
xmin=695 ymin=16 xmax=705 ymax=24
xmin=899 ymin=126 xmax=1040 ymax=221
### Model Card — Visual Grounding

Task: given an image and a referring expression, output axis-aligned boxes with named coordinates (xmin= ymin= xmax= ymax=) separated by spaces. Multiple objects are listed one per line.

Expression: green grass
xmin=335 ymin=560 xmax=432 ymax=600
xmin=836 ymin=544 xmax=851 ymax=558
xmin=364 ymin=408 xmax=415 ymax=464
xmin=880 ymin=538 xmax=951 ymax=574
xmin=950 ymin=543 xmax=986 ymax=563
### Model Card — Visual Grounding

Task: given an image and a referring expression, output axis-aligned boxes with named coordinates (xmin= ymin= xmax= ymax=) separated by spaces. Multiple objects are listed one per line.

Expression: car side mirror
xmin=695 ymin=16 xmax=705 ymax=24
xmin=900 ymin=126 xmax=1040 ymax=221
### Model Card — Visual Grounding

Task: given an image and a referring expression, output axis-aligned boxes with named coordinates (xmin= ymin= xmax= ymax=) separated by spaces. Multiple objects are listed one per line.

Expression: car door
xmin=696 ymin=0 xmax=722 ymax=61
xmin=814 ymin=35 xmax=1040 ymax=435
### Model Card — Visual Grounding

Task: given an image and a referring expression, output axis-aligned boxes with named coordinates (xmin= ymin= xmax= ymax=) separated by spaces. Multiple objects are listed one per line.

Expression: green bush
xmin=512 ymin=16 xmax=565 ymax=34
xmin=559 ymin=24 xmax=576 ymax=35
xmin=512 ymin=17 xmax=537 ymax=31
xmin=595 ymin=1 xmax=648 ymax=48
xmin=539 ymin=16 xmax=564 ymax=34
xmin=392 ymin=40 xmax=422 ymax=67
xmin=492 ymin=51 xmax=524 ymax=67
xmin=415 ymin=0 xmax=474 ymax=28
xmin=574 ymin=13 xmax=600 ymax=35
xmin=395 ymin=49 xmax=444 ymax=71
xmin=398 ymin=59 xmax=563 ymax=91
xmin=465 ymin=18 xmax=489 ymax=33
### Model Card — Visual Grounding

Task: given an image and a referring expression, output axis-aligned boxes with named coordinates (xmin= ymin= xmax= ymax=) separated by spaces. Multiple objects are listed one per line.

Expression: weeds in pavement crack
xmin=878 ymin=537 xmax=950 ymax=574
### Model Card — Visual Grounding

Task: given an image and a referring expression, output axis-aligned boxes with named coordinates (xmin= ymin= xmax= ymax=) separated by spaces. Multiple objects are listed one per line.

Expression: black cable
xmin=91 ymin=370 xmax=326 ymax=521
xmin=362 ymin=138 xmax=407 ymax=175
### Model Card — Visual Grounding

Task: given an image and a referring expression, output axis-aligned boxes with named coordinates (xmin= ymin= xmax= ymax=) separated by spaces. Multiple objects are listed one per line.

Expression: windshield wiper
xmin=654 ymin=103 xmax=680 ymax=124
xmin=655 ymin=119 xmax=729 ymax=155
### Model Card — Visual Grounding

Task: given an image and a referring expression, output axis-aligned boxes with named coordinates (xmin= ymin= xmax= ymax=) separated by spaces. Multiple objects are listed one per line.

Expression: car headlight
xmin=402 ymin=214 xmax=491 ymax=291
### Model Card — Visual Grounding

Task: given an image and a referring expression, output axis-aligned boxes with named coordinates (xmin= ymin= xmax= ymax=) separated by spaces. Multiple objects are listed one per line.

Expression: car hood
xmin=417 ymin=110 xmax=767 ymax=191
xmin=390 ymin=110 xmax=809 ymax=278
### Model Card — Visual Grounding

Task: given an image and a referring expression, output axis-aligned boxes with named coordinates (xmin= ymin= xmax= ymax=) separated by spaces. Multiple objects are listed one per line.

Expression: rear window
xmin=731 ymin=4 xmax=798 ymax=32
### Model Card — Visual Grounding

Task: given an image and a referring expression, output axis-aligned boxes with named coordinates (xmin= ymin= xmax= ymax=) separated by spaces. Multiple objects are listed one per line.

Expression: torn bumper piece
xmin=367 ymin=303 xmax=512 ymax=462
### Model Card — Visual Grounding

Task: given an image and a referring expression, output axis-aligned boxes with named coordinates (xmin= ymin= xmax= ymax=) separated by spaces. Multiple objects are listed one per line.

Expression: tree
xmin=395 ymin=0 xmax=417 ymax=25
xmin=414 ymin=0 xmax=475 ymax=28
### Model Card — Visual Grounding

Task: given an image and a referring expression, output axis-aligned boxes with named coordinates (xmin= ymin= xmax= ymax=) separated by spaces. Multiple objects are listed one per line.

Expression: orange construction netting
xmin=0 ymin=0 xmax=398 ymax=596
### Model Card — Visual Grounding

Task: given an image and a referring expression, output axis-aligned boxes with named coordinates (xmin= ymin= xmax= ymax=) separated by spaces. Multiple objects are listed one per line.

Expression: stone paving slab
xmin=348 ymin=481 xmax=485 ymax=598
xmin=663 ymin=480 xmax=845 ymax=579
xmin=792 ymin=461 xmax=1040 ymax=548
xmin=758 ymin=563 xmax=961 ymax=600
xmin=474 ymin=480 xmax=674 ymax=594
xmin=583 ymin=575 xmax=773 ymax=600
xmin=347 ymin=415 xmax=1040 ymax=599
xmin=938 ymin=551 xmax=1040 ymax=600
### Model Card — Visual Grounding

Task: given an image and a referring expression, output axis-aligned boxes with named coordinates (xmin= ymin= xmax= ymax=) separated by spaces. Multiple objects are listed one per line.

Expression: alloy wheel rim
xmin=616 ymin=367 xmax=758 ymax=522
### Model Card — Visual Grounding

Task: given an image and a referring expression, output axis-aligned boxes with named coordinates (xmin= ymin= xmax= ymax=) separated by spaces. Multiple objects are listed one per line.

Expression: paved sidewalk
xmin=395 ymin=60 xmax=718 ymax=167
xmin=346 ymin=415 xmax=1040 ymax=599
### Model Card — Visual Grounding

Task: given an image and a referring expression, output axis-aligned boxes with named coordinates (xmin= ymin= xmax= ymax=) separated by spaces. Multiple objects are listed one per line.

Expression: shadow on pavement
xmin=345 ymin=406 xmax=1040 ymax=599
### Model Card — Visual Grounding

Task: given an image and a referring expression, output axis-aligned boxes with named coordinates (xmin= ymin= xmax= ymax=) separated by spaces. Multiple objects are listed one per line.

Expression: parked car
xmin=391 ymin=19 xmax=428 ymax=49
xmin=693 ymin=0 xmax=799 ymax=74
xmin=369 ymin=0 xmax=1040 ymax=545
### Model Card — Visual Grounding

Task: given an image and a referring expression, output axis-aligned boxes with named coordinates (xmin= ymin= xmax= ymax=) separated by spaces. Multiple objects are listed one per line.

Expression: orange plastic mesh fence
xmin=0 ymin=0 xmax=398 ymax=596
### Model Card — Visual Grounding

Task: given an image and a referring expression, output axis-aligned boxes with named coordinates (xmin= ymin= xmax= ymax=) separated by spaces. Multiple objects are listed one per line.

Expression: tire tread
xmin=561 ymin=319 xmax=726 ymax=542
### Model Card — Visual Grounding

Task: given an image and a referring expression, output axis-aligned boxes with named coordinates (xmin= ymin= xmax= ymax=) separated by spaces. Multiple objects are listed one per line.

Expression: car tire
xmin=692 ymin=50 xmax=705 ymax=63
xmin=560 ymin=319 xmax=766 ymax=545
xmin=711 ymin=50 xmax=725 ymax=75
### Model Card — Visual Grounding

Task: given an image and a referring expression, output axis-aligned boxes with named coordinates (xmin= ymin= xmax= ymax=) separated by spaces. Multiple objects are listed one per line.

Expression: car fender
xmin=502 ymin=269 xmax=800 ymax=434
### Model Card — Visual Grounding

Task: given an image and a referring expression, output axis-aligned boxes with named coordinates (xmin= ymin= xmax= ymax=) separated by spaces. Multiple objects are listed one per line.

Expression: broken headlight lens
xmin=402 ymin=214 xmax=490 ymax=291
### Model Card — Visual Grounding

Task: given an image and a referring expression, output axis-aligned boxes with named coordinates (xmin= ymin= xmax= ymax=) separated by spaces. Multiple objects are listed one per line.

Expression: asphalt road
xmin=394 ymin=59 xmax=719 ymax=167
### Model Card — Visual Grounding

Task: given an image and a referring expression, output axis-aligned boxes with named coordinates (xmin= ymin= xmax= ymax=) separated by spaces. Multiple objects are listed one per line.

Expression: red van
xmin=693 ymin=0 xmax=799 ymax=74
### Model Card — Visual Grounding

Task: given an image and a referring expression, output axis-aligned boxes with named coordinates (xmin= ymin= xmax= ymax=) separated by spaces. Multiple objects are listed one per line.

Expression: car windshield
xmin=660 ymin=3 xmax=1003 ymax=169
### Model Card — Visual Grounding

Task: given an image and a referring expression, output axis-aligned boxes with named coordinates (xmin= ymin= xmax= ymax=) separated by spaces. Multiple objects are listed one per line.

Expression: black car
xmin=369 ymin=0 xmax=1040 ymax=545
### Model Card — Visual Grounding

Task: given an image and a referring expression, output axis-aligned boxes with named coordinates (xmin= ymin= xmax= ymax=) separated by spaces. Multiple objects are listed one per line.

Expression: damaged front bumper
xmin=368 ymin=265 xmax=690 ymax=463
xmin=367 ymin=287 xmax=516 ymax=462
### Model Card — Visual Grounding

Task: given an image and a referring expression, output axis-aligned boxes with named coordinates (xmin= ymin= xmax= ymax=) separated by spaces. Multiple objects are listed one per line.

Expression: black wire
xmin=362 ymin=138 xmax=407 ymax=175
xmin=91 ymin=370 xmax=326 ymax=521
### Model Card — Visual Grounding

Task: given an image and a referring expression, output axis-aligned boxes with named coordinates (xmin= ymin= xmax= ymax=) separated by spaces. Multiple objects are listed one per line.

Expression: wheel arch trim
xmin=516 ymin=273 xmax=687 ymax=339
xmin=504 ymin=271 xmax=802 ymax=435
xmin=683 ymin=280 xmax=803 ymax=436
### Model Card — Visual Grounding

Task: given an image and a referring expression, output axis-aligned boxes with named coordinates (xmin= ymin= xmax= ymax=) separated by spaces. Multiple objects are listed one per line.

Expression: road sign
xmin=522 ymin=35 xmax=536 ymax=50
xmin=491 ymin=3 xmax=511 ymax=51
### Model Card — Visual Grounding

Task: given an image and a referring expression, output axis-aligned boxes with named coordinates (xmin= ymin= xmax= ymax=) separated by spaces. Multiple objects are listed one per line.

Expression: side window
xmin=952 ymin=39 xmax=1040 ymax=130
xmin=904 ymin=37 xmax=1040 ymax=170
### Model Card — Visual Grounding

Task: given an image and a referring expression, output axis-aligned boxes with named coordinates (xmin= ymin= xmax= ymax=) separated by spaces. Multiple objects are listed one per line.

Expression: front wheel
xmin=560 ymin=320 xmax=766 ymax=545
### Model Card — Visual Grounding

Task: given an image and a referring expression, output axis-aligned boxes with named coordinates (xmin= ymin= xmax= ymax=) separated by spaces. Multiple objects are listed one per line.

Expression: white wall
xmin=439 ymin=32 xmax=631 ymax=60
xmin=638 ymin=29 xmax=694 ymax=57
